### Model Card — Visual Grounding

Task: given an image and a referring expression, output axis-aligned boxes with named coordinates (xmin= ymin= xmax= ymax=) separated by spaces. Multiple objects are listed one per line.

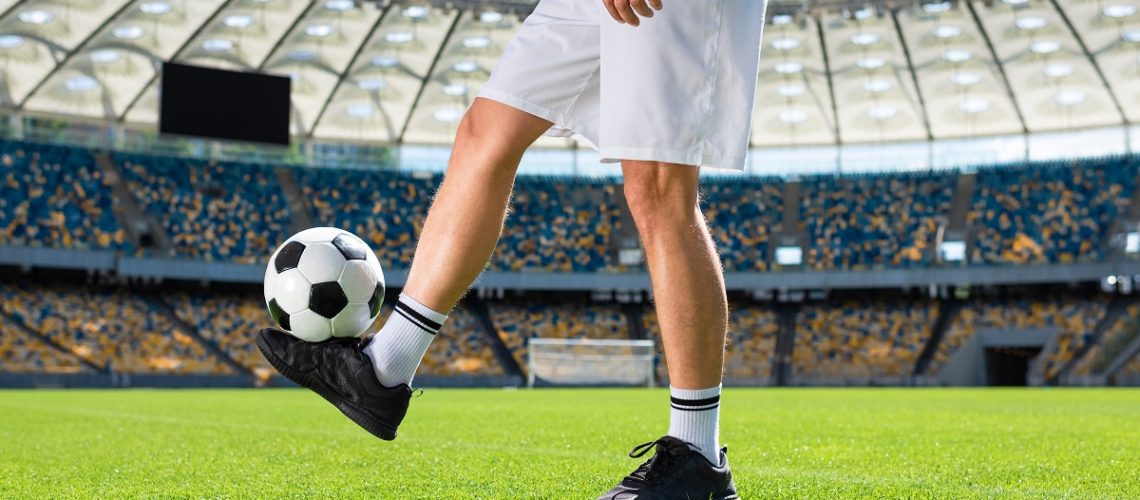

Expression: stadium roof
xmin=0 ymin=0 xmax=1135 ymax=148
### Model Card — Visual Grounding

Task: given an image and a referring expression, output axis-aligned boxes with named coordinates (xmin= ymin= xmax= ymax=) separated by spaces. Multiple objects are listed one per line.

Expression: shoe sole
xmin=256 ymin=334 xmax=398 ymax=441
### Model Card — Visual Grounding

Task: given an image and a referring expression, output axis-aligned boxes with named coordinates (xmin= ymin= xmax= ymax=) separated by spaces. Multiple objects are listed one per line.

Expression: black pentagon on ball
xmin=331 ymin=234 xmax=370 ymax=261
xmin=368 ymin=282 xmax=385 ymax=317
xmin=274 ymin=241 xmax=306 ymax=273
xmin=309 ymin=282 xmax=349 ymax=319
xmin=268 ymin=298 xmax=291 ymax=331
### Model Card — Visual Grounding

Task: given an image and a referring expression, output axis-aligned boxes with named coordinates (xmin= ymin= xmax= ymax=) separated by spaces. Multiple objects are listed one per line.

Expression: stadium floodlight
xmin=385 ymin=31 xmax=414 ymax=44
xmin=452 ymin=60 xmax=478 ymax=73
xmin=951 ymin=71 xmax=981 ymax=87
xmin=433 ymin=108 xmax=462 ymax=123
xmin=1015 ymin=16 xmax=1047 ymax=31
xmin=526 ymin=338 xmax=656 ymax=388
xmin=850 ymin=32 xmax=880 ymax=46
xmin=202 ymin=39 xmax=234 ymax=52
xmin=775 ymin=245 xmax=803 ymax=265
xmin=0 ymin=35 xmax=24 ymax=49
xmin=288 ymin=49 xmax=317 ymax=61
xmin=443 ymin=83 xmax=468 ymax=96
xmin=1102 ymin=3 xmax=1136 ymax=18
xmin=1123 ymin=29 xmax=1140 ymax=42
xmin=345 ymin=104 xmax=374 ymax=118
xmin=65 ymin=75 xmax=99 ymax=92
xmin=1002 ymin=0 xmax=1029 ymax=5
xmin=1044 ymin=62 xmax=1074 ymax=78
xmin=325 ymin=0 xmax=355 ymax=12
xmin=867 ymin=104 xmax=898 ymax=121
xmin=779 ymin=108 xmax=808 ymax=124
xmin=357 ymin=78 xmax=386 ymax=91
xmin=939 ymin=240 xmax=965 ymax=262
xmin=306 ymin=24 xmax=335 ymax=38
xmin=770 ymin=37 xmax=800 ymax=51
xmin=959 ymin=97 xmax=990 ymax=114
xmin=18 ymin=9 xmax=53 ymax=25
xmin=862 ymin=78 xmax=892 ymax=94
xmin=1126 ymin=232 xmax=1140 ymax=253
xmin=479 ymin=11 xmax=504 ymax=24
xmin=1030 ymin=40 xmax=1061 ymax=54
xmin=857 ymin=56 xmax=885 ymax=70
xmin=463 ymin=36 xmax=491 ymax=49
xmin=139 ymin=1 xmax=172 ymax=15
xmin=403 ymin=5 xmax=429 ymax=19
xmin=776 ymin=83 xmax=805 ymax=97
xmin=932 ymin=25 xmax=962 ymax=39
xmin=1054 ymin=89 xmax=1086 ymax=107
xmin=223 ymin=15 xmax=254 ymax=29
xmin=941 ymin=49 xmax=972 ymax=63
xmin=771 ymin=14 xmax=794 ymax=25
xmin=774 ymin=61 xmax=803 ymax=74
xmin=113 ymin=26 xmax=146 ymax=40
xmin=89 ymin=49 xmax=122 ymax=64
xmin=923 ymin=2 xmax=952 ymax=14
xmin=372 ymin=55 xmax=399 ymax=68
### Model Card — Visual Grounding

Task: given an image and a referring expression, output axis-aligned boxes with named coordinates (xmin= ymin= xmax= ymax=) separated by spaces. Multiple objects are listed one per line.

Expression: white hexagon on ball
xmin=292 ymin=227 xmax=347 ymax=245
xmin=297 ymin=242 xmax=348 ymax=283
xmin=273 ymin=268 xmax=311 ymax=314
xmin=289 ymin=309 xmax=334 ymax=342
xmin=332 ymin=303 xmax=374 ymax=338
xmin=339 ymin=260 xmax=379 ymax=303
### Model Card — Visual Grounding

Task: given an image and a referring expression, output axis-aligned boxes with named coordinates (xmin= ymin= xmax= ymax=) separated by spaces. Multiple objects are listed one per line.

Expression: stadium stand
xmin=702 ymin=178 xmax=783 ymax=272
xmin=490 ymin=298 xmax=629 ymax=370
xmin=0 ymin=315 xmax=88 ymax=373
xmin=969 ymin=158 xmax=1137 ymax=265
xmin=0 ymin=140 xmax=127 ymax=250
xmin=800 ymin=172 xmax=955 ymax=270
xmin=643 ymin=302 xmax=779 ymax=383
xmin=1069 ymin=303 xmax=1140 ymax=378
xmin=926 ymin=295 xmax=1106 ymax=377
xmin=164 ymin=291 xmax=273 ymax=376
xmin=493 ymin=177 xmax=623 ymax=272
xmin=793 ymin=299 xmax=936 ymax=383
xmin=422 ymin=306 xmax=505 ymax=376
xmin=297 ymin=168 xmax=434 ymax=269
xmin=0 ymin=282 xmax=230 ymax=374
xmin=116 ymin=153 xmax=292 ymax=262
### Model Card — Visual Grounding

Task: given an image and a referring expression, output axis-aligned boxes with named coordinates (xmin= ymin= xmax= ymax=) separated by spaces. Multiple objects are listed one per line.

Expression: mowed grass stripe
xmin=0 ymin=388 xmax=1136 ymax=499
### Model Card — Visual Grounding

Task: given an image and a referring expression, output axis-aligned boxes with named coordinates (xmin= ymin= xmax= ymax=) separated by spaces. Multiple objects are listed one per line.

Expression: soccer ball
xmin=263 ymin=227 xmax=385 ymax=342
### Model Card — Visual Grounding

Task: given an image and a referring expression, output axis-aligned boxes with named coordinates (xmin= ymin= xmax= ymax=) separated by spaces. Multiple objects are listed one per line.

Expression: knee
xmin=622 ymin=161 xmax=700 ymax=229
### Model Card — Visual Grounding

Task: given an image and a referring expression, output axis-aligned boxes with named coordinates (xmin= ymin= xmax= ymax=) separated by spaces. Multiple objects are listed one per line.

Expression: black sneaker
xmin=256 ymin=328 xmax=412 ymax=441
xmin=598 ymin=436 xmax=738 ymax=500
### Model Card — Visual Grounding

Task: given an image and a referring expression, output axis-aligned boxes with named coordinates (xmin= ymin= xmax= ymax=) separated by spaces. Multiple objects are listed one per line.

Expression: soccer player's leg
xmin=258 ymin=99 xmax=551 ymax=440
xmin=597 ymin=161 xmax=737 ymax=499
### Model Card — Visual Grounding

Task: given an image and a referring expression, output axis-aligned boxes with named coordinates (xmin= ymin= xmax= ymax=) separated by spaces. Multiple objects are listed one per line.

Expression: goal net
xmin=526 ymin=338 xmax=656 ymax=388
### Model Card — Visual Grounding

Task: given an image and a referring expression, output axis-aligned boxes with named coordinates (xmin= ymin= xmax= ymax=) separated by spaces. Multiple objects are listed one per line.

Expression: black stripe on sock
xmin=670 ymin=403 xmax=720 ymax=412
xmin=395 ymin=300 xmax=442 ymax=331
xmin=394 ymin=307 xmax=438 ymax=335
xmin=671 ymin=395 xmax=720 ymax=408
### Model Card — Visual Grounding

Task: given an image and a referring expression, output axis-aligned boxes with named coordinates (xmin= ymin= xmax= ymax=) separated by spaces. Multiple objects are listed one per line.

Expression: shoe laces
xmin=625 ymin=438 xmax=680 ymax=484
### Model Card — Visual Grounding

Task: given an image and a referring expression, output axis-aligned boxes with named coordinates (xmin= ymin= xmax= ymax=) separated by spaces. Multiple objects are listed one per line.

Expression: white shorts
xmin=478 ymin=0 xmax=766 ymax=170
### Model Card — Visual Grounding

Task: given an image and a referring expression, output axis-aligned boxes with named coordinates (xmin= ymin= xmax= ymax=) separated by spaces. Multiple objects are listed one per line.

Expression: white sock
xmin=668 ymin=385 xmax=722 ymax=466
xmin=363 ymin=293 xmax=448 ymax=388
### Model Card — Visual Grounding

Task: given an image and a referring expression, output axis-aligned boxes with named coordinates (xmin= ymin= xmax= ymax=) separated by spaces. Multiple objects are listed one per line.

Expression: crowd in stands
xmin=926 ymin=295 xmax=1106 ymax=377
xmin=297 ymin=168 xmax=434 ymax=269
xmin=0 ymin=140 xmax=128 ymax=251
xmin=642 ymin=302 xmax=779 ymax=383
xmin=969 ymin=158 xmax=1136 ymax=265
xmin=0 ymin=282 xmax=230 ymax=374
xmin=0 ymin=315 xmax=89 ymax=373
xmin=165 ymin=291 xmax=274 ymax=377
xmin=490 ymin=298 xmax=629 ymax=370
xmin=403 ymin=305 xmax=504 ymax=377
xmin=793 ymin=299 xmax=935 ymax=383
xmin=117 ymin=153 xmax=292 ymax=263
xmin=4 ymin=141 xmax=1140 ymax=273
xmin=801 ymin=173 xmax=955 ymax=270
xmin=492 ymin=177 xmax=622 ymax=272
xmin=702 ymin=179 xmax=783 ymax=272
xmin=1070 ymin=303 xmax=1140 ymax=377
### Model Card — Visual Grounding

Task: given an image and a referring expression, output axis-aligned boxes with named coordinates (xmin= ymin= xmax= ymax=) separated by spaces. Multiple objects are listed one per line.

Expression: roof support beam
xmin=307 ymin=3 xmax=391 ymax=139
xmin=890 ymin=9 xmax=934 ymax=141
xmin=814 ymin=16 xmax=842 ymax=146
xmin=1046 ymin=0 xmax=1128 ymax=126
xmin=397 ymin=12 xmax=462 ymax=144
xmin=965 ymin=0 xmax=1029 ymax=135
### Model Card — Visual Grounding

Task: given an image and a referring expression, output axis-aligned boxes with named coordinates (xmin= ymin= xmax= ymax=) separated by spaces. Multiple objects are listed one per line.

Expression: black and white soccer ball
xmin=263 ymin=227 xmax=385 ymax=342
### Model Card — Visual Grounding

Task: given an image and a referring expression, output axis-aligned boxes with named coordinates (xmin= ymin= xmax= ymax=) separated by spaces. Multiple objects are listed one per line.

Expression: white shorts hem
xmin=475 ymin=87 xmax=600 ymax=151
xmin=600 ymin=147 xmax=744 ymax=171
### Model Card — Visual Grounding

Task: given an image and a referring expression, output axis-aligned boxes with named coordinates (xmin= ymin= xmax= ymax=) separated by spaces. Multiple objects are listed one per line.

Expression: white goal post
xmin=526 ymin=338 xmax=656 ymax=388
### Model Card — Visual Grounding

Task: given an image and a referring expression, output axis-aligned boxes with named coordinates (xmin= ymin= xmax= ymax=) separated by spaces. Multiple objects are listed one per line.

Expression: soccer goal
xmin=526 ymin=338 xmax=657 ymax=388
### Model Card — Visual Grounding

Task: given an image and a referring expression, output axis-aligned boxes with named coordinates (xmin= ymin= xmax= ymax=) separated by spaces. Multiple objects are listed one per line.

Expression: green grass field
xmin=1 ymin=388 xmax=1137 ymax=499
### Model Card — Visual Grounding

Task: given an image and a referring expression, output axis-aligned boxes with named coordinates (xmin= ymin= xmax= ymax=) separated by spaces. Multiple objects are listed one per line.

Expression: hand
xmin=603 ymin=0 xmax=663 ymax=27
